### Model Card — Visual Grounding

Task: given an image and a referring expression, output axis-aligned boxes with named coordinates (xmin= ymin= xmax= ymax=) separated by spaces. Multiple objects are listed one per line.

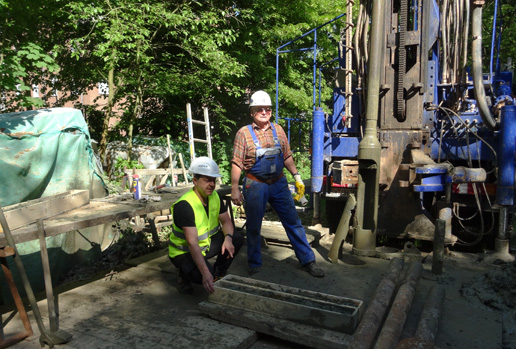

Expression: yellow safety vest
xmin=168 ymin=189 xmax=220 ymax=258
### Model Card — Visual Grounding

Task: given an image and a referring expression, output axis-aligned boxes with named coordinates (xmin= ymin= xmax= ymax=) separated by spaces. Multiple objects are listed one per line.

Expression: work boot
xmin=175 ymin=268 xmax=184 ymax=284
xmin=214 ymin=267 xmax=227 ymax=279
xmin=304 ymin=262 xmax=325 ymax=278
xmin=248 ymin=267 xmax=261 ymax=276
xmin=176 ymin=268 xmax=193 ymax=294
xmin=179 ymin=281 xmax=194 ymax=294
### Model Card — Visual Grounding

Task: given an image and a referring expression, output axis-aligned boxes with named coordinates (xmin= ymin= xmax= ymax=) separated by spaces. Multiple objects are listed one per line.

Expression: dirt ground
xmin=2 ymin=205 xmax=516 ymax=348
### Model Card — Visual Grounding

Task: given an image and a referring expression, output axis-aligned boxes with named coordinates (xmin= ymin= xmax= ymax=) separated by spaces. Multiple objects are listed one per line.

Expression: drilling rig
xmin=276 ymin=0 xmax=515 ymax=260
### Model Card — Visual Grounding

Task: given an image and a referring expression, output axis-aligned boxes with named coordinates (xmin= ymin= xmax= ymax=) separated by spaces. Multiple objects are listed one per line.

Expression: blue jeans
xmin=243 ymin=176 xmax=315 ymax=268
xmin=169 ymin=230 xmax=244 ymax=284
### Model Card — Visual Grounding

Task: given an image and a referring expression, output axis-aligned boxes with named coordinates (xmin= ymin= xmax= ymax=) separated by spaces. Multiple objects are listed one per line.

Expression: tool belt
xmin=246 ymin=172 xmax=284 ymax=185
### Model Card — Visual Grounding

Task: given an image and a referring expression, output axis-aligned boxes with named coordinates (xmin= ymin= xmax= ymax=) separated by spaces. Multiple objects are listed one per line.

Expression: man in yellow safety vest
xmin=169 ymin=157 xmax=243 ymax=294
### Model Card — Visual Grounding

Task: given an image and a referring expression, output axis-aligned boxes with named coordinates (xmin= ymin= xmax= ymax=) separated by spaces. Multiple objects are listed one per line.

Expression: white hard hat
xmin=249 ymin=90 xmax=272 ymax=107
xmin=189 ymin=157 xmax=222 ymax=177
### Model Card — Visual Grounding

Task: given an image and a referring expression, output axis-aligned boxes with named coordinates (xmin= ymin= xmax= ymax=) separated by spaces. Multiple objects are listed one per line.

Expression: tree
xmin=63 ymin=0 xmax=247 ymax=161
xmin=224 ymin=0 xmax=354 ymax=147
xmin=0 ymin=0 xmax=61 ymax=111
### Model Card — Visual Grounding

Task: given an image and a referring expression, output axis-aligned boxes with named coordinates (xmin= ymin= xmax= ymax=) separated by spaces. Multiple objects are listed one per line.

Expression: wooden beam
xmin=0 ymin=186 xmax=194 ymax=246
xmin=0 ymin=190 xmax=89 ymax=233
xmin=125 ymin=169 xmax=185 ymax=176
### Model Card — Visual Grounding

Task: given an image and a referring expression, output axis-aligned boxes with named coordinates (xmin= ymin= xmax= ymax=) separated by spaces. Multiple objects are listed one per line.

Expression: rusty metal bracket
xmin=0 ymin=249 xmax=33 ymax=349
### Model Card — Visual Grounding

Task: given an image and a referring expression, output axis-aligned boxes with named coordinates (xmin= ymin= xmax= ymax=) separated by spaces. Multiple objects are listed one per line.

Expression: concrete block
xmin=199 ymin=301 xmax=350 ymax=349
xmin=206 ymin=275 xmax=363 ymax=334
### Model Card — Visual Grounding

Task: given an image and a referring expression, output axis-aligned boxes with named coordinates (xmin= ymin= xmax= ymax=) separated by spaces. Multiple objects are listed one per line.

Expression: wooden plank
xmin=159 ymin=175 xmax=168 ymax=185
xmin=247 ymin=221 xmax=320 ymax=246
xmin=0 ymin=186 xmax=194 ymax=246
xmin=0 ymin=190 xmax=90 ymax=232
xmin=144 ymin=175 xmax=157 ymax=191
xmin=126 ymin=169 xmax=185 ymax=176
xmin=178 ymin=153 xmax=189 ymax=184
xmin=0 ymin=201 xmax=159 ymax=245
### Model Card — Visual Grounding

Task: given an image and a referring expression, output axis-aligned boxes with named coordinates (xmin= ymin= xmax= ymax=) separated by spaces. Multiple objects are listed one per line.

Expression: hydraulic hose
xmin=461 ymin=0 xmax=470 ymax=84
xmin=471 ymin=2 xmax=500 ymax=131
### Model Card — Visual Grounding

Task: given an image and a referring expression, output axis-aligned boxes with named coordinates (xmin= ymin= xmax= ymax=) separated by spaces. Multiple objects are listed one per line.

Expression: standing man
xmin=169 ymin=157 xmax=243 ymax=294
xmin=231 ymin=90 xmax=324 ymax=278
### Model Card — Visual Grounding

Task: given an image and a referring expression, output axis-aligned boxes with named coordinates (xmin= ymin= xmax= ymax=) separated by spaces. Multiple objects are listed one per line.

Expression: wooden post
xmin=166 ymin=135 xmax=176 ymax=186
xmin=36 ymin=219 xmax=58 ymax=332
xmin=178 ymin=153 xmax=189 ymax=185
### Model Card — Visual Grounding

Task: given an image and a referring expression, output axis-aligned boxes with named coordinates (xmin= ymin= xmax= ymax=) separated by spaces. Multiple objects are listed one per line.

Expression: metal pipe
xmin=349 ymin=258 xmax=404 ymax=349
xmin=414 ymin=285 xmax=446 ymax=343
xmin=461 ymin=0 xmax=470 ymax=85
xmin=375 ymin=262 xmax=423 ymax=349
xmin=311 ymin=107 xmax=325 ymax=194
xmin=498 ymin=206 xmax=508 ymax=241
xmin=312 ymin=193 xmax=321 ymax=224
xmin=397 ymin=285 xmax=446 ymax=348
xmin=352 ymin=0 xmax=384 ymax=257
xmin=438 ymin=208 xmax=452 ymax=240
xmin=0 ymin=252 xmax=33 ymax=347
xmin=432 ymin=219 xmax=446 ymax=275
xmin=441 ymin=0 xmax=449 ymax=83
xmin=471 ymin=2 xmax=500 ymax=130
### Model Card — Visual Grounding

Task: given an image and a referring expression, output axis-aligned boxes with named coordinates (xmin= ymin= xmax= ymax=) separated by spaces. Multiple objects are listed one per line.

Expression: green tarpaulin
xmin=0 ymin=107 xmax=105 ymax=206
xmin=0 ymin=108 xmax=110 ymax=304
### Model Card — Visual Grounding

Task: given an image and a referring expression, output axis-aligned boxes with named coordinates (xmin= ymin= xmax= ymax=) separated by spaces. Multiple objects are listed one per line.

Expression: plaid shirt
xmin=232 ymin=122 xmax=293 ymax=171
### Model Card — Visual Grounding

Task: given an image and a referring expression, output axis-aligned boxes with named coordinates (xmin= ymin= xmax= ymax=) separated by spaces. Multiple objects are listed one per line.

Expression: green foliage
xmin=484 ymin=0 xmax=516 ymax=74
xmin=64 ymin=0 xmax=248 ymax=143
xmin=285 ymin=151 xmax=312 ymax=182
xmin=211 ymin=135 xmax=234 ymax=184
xmin=0 ymin=0 xmax=352 ymax=147
xmin=0 ymin=42 xmax=59 ymax=111
xmin=112 ymin=156 xmax=144 ymax=179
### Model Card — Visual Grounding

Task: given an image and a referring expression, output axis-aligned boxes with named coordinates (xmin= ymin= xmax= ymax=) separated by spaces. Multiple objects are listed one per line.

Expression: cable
xmin=428 ymin=104 xmax=498 ymax=172
xmin=439 ymin=105 xmax=498 ymax=172
xmin=427 ymin=103 xmax=497 ymax=246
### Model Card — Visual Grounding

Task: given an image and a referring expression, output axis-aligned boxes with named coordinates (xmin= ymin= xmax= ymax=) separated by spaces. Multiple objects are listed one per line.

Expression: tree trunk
xmin=99 ymin=67 xmax=115 ymax=166
xmin=127 ymin=42 xmax=143 ymax=162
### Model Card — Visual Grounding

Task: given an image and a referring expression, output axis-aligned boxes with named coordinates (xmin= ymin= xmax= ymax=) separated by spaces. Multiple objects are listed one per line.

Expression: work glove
xmin=293 ymin=174 xmax=308 ymax=205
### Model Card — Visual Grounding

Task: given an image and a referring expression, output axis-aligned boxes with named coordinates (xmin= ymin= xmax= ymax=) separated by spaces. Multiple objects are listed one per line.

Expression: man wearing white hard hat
xmin=169 ymin=157 xmax=243 ymax=294
xmin=231 ymin=90 xmax=324 ymax=278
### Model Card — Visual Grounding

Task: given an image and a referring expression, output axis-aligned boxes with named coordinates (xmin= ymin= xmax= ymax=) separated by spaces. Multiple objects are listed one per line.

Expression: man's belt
xmin=246 ymin=173 xmax=284 ymax=184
